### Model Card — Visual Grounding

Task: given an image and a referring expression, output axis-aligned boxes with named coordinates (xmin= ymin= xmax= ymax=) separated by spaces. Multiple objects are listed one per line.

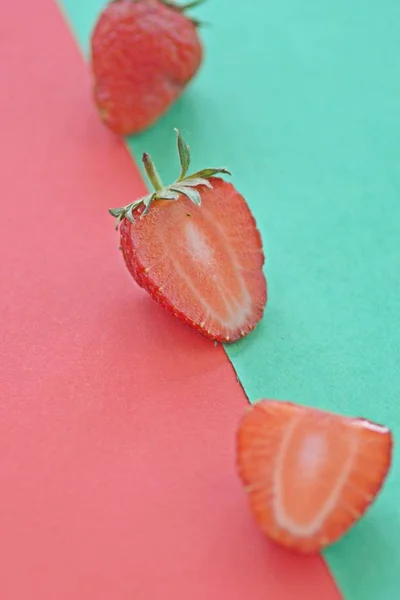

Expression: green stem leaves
xmin=176 ymin=128 xmax=191 ymax=180
xmin=178 ymin=0 xmax=206 ymax=11
xmin=162 ymin=0 xmax=206 ymax=12
xmin=108 ymin=129 xmax=231 ymax=227
xmin=142 ymin=153 xmax=163 ymax=192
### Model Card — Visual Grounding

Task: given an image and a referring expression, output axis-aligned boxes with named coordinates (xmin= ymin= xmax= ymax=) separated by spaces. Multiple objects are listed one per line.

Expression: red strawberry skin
xmin=119 ymin=178 xmax=267 ymax=342
xmin=90 ymin=0 xmax=203 ymax=135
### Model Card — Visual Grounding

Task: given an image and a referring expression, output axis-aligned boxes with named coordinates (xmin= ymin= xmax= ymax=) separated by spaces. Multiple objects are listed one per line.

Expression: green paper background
xmin=59 ymin=1 xmax=400 ymax=597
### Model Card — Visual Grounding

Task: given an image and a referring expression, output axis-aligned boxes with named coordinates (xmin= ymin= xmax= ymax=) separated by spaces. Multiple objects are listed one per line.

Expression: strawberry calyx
xmin=111 ymin=0 xmax=206 ymax=22
xmin=161 ymin=0 xmax=206 ymax=27
xmin=109 ymin=129 xmax=230 ymax=228
xmin=114 ymin=1 xmax=206 ymax=27
xmin=162 ymin=0 xmax=205 ymax=9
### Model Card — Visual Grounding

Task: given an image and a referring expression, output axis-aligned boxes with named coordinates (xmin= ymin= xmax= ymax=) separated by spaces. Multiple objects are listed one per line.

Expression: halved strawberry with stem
xmin=237 ymin=400 xmax=393 ymax=554
xmin=109 ymin=130 xmax=267 ymax=342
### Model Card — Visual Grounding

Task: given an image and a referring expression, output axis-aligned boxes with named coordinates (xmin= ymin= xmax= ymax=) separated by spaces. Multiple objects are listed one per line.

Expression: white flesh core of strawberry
xmin=185 ymin=220 xmax=214 ymax=266
xmin=272 ymin=415 xmax=357 ymax=537
xmin=160 ymin=219 xmax=255 ymax=331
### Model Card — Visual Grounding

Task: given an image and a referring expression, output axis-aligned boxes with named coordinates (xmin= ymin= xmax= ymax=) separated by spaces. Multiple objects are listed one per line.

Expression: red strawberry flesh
xmin=237 ymin=400 xmax=393 ymax=553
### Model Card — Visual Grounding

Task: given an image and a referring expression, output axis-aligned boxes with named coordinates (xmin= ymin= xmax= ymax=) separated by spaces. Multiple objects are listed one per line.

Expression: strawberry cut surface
xmin=120 ymin=177 xmax=267 ymax=342
xmin=237 ymin=400 xmax=393 ymax=554
xmin=111 ymin=130 xmax=267 ymax=342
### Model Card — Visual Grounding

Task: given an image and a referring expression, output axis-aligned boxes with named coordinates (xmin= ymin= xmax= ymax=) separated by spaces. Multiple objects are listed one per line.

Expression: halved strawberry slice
xmin=237 ymin=400 xmax=393 ymax=554
xmin=110 ymin=130 xmax=267 ymax=342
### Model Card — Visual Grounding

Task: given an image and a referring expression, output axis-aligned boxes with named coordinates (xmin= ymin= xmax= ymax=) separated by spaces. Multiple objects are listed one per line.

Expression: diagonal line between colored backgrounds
xmin=56 ymin=0 xmax=344 ymax=598
xmin=58 ymin=2 xmax=400 ymax=599
xmin=0 ymin=0 xmax=343 ymax=599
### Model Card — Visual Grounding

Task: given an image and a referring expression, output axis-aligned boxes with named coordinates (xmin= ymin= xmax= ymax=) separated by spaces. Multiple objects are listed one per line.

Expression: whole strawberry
xmin=110 ymin=130 xmax=268 ymax=342
xmin=90 ymin=0 xmax=204 ymax=135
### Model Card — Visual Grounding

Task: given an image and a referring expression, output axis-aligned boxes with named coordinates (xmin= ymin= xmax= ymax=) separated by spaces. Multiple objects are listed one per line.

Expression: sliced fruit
xmin=237 ymin=399 xmax=393 ymax=553
xmin=109 ymin=130 xmax=267 ymax=342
